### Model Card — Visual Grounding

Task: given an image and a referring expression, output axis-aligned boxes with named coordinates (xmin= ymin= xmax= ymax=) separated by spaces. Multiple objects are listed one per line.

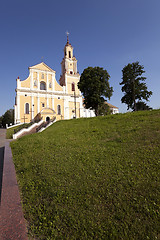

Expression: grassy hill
xmin=11 ymin=110 xmax=160 ymax=239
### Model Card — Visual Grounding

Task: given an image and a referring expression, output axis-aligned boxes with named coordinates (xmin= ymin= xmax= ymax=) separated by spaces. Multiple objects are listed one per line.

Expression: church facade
xmin=14 ymin=37 xmax=95 ymax=124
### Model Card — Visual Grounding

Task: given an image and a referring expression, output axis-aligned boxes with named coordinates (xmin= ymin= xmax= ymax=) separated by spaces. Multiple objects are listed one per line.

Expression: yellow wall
xmin=68 ymin=101 xmax=80 ymax=118
xmin=20 ymin=95 xmax=32 ymax=122
xmin=55 ymin=80 xmax=63 ymax=91
xmin=21 ymin=76 xmax=31 ymax=88
xmin=67 ymin=76 xmax=80 ymax=95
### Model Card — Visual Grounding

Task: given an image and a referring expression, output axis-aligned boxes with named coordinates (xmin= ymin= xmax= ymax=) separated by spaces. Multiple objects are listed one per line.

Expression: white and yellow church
xmin=14 ymin=36 xmax=119 ymax=124
xmin=14 ymin=37 xmax=96 ymax=124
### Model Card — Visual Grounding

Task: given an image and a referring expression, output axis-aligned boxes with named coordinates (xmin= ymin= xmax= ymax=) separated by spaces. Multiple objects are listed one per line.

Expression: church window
xmin=25 ymin=103 xmax=29 ymax=114
xmin=41 ymin=73 xmax=44 ymax=79
xmin=70 ymin=71 xmax=73 ymax=74
xmin=49 ymin=82 xmax=52 ymax=88
xmin=69 ymin=51 xmax=71 ymax=58
xmin=40 ymin=81 xmax=46 ymax=90
xmin=57 ymin=105 xmax=61 ymax=115
xmin=72 ymin=82 xmax=75 ymax=91
xmin=42 ymin=103 xmax=45 ymax=107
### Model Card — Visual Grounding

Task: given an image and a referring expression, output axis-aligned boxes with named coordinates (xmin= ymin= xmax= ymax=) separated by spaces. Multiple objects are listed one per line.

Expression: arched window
xmin=25 ymin=103 xmax=29 ymax=114
xmin=57 ymin=105 xmax=61 ymax=115
xmin=72 ymin=82 xmax=75 ymax=91
xmin=41 ymin=73 xmax=44 ymax=79
xmin=40 ymin=81 xmax=46 ymax=90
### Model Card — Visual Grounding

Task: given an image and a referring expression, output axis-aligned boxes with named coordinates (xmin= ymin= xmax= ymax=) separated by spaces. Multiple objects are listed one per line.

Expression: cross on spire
xmin=66 ymin=31 xmax=69 ymax=44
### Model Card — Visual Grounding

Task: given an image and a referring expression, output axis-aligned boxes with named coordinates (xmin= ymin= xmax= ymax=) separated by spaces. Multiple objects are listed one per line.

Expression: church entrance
xmin=46 ymin=116 xmax=50 ymax=122
xmin=40 ymin=108 xmax=56 ymax=122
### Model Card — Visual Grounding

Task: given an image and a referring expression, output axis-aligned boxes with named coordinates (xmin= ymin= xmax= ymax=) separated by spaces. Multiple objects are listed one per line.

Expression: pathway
xmin=0 ymin=128 xmax=28 ymax=240
xmin=0 ymin=129 xmax=6 ymax=203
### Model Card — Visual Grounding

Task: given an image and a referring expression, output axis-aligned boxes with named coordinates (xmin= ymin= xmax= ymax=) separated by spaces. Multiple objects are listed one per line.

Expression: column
xmin=31 ymin=95 xmax=34 ymax=119
xmin=37 ymin=95 xmax=40 ymax=113
xmin=30 ymin=70 xmax=34 ymax=90
xmin=52 ymin=74 xmax=55 ymax=92
xmin=79 ymin=97 xmax=83 ymax=118
xmin=52 ymin=97 xmax=54 ymax=110
xmin=37 ymin=72 xmax=40 ymax=90
xmin=64 ymin=97 xmax=69 ymax=119
xmin=47 ymin=94 xmax=49 ymax=107
xmin=17 ymin=94 xmax=20 ymax=122
xmin=46 ymin=72 xmax=49 ymax=91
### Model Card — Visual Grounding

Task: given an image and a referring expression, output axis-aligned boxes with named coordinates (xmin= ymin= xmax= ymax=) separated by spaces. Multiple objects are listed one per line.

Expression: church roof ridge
xmin=29 ymin=62 xmax=56 ymax=73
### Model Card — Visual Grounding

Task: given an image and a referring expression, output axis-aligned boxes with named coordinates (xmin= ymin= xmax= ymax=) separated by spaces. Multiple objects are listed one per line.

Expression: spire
xmin=66 ymin=31 xmax=70 ymax=45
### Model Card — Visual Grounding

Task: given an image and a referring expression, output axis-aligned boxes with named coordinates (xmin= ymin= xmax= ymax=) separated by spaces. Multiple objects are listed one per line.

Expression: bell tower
xmin=59 ymin=33 xmax=80 ymax=95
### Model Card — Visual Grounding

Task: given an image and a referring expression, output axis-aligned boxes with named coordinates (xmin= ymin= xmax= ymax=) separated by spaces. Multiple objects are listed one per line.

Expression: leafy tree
xmin=78 ymin=67 xmax=113 ymax=116
xmin=136 ymin=101 xmax=152 ymax=111
xmin=0 ymin=116 xmax=3 ymax=128
xmin=1 ymin=109 xmax=14 ymax=128
xmin=98 ymin=103 xmax=111 ymax=116
xmin=120 ymin=62 xmax=152 ymax=111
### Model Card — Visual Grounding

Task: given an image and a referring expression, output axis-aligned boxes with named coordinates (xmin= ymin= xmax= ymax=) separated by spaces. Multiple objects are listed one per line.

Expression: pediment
xmin=29 ymin=62 xmax=55 ymax=73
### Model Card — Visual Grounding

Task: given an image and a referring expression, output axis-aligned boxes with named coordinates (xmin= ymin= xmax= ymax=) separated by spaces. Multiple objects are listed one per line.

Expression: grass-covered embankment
xmin=6 ymin=123 xmax=33 ymax=139
xmin=11 ymin=110 xmax=160 ymax=239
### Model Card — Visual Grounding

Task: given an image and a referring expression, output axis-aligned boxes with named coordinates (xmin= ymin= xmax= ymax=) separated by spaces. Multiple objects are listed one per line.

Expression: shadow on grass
xmin=0 ymin=147 xmax=4 ymax=204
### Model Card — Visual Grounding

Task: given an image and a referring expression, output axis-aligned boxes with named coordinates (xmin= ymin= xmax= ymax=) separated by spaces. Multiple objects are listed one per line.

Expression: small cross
xmin=41 ymin=56 xmax=44 ymax=62
xmin=66 ymin=31 xmax=69 ymax=37
xmin=21 ymin=115 xmax=28 ymax=124
xmin=66 ymin=31 xmax=69 ymax=43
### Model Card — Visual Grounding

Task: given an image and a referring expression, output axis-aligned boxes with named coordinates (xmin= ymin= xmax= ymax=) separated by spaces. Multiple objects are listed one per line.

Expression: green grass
xmin=6 ymin=123 xmax=33 ymax=139
xmin=6 ymin=125 xmax=21 ymax=139
xmin=11 ymin=110 xmax=160 ymax=239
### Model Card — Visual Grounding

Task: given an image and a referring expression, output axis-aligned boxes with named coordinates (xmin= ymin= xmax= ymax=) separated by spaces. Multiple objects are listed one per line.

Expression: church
xmin=14 ymin=36 xmax=96 ymax=124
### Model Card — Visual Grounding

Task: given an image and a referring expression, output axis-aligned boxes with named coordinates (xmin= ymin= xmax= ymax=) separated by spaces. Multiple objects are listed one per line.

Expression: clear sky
xmin=0 ymin=0 xmax=160 ymax=116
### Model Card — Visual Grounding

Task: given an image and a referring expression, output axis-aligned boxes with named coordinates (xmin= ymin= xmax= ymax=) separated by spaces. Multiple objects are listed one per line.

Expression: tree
xmin=136 ymin=101 xmax=152 ymax=111
xmin=120 ymin=62 xmax=152 ymax=111
xmin=97 ymin=103 xmax=112 ymax=116
xmin=1 ymin=109 xmax=14 ymax=128
xmin=0 ymin=116 xmax=3 ymax=128
xmin=78 ymin=67 xmax=113 ymax=116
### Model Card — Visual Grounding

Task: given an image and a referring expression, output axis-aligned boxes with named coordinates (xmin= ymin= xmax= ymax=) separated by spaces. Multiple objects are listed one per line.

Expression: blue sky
xmin=0 ymin=0 xmax=160 ymax=116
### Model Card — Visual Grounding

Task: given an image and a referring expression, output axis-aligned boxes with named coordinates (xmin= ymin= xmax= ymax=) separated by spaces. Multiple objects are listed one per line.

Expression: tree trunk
xmin=132 ymin=79 xmax=137 ymax=111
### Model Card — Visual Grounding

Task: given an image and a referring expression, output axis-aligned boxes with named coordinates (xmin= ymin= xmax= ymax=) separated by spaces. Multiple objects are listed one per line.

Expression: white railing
xmin=13 ymin=119 xmax=44 ymax=139
xmin=6 ymin=122 xmax=24 ymax=129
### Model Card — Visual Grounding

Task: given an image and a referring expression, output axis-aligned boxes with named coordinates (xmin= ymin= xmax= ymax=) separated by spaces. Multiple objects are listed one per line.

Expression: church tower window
xmin=57 ymin=105 xmax=61 ymax=115
xmin=72 ymin=82 xmax=75 ymax=91
xmin=25 ymin=103 xmax=29 ymax=114
xmin=40 ymin=81 xmax=46 ymax=90
xmin=69 ymin=51 xmax=71 ymax=58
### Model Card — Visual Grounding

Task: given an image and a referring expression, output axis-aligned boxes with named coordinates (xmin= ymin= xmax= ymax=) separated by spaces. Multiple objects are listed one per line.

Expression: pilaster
xmin=52 ymin=97 xmax=54 ymax=110
xmin=17 ymin=93 xmax=20 ymax=122
xmin=31 ymin=95 xmax=34 ymax=119
xmin=30 ymin=70 xmax=34 ymax=90
xmin=52 ymin=74 xmax=55 ymax=92
xmin=37 ymin=95 xmax=40 ymax=113
xmin=37 ymin=72 xmax=40 ymax=90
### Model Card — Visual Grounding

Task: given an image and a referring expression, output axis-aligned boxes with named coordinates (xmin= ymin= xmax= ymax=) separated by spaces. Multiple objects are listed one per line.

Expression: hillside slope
xmin=11 ymin=110 xmax=160 ymax=239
